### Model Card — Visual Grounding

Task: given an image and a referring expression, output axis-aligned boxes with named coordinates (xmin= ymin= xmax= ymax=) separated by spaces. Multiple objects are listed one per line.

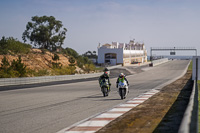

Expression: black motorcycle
xmin=100 ymin=79 xmax=110 ymax=97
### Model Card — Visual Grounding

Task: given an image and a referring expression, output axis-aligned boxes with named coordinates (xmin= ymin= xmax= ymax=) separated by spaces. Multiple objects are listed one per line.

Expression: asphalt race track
xmin=0 ymin=60 xmax=190 ymax=133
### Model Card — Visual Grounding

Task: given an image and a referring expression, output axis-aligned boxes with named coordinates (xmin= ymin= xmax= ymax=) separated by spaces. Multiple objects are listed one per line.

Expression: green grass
xmin=188 ymin=61 xmax=193 ymax=71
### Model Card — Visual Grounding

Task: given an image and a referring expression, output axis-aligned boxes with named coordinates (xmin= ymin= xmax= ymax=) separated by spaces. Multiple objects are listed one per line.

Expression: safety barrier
xmin=149 ymin=58 xmax=169 ymax=67
xmin=178 ymin=81 xmax=198 ymax=133
xmin=0 ymin=65 xmax=122 ymax=86
xmin=0 ymin=73 xmax=104 ymax=86
xmin=106 ymin=64 xmax=122 ymax=69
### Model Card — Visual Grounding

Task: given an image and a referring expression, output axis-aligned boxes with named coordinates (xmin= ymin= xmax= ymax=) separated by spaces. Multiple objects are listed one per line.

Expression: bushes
xmin=52 ymin=53 xmax=62 ymax=68
xmin=84 ymin=64 xmax=95 ymax=73
xmin=0 ymin=36 xmax=31 ymax=55
xmin=26 ymin=69 xmax=50 ymax=77
xmin=0 ymin=56 xmax=27 ymax=78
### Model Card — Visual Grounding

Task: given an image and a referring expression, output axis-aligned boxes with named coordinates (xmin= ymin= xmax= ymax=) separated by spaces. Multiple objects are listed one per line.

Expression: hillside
xmin=0 ymin=49 xmax=67 ymax=70
xmin=0 ymin=49 xmax=83 ymax=74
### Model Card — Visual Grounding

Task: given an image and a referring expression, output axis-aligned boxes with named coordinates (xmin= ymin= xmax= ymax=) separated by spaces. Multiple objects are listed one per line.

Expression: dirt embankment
xmin=0 ymin=49 xmax=71 ymax=71
xmin=96 ymin=70 xmax=193 ymax=133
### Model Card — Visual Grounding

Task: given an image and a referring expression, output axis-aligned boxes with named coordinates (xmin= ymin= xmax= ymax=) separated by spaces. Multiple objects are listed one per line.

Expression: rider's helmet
xmin=119 ymin=73 xmax=125 ymax=78
xmin=104 ymin=71 xmax=109 ymax=77
xmin=104 ymin=68 xmax=109 ymax=72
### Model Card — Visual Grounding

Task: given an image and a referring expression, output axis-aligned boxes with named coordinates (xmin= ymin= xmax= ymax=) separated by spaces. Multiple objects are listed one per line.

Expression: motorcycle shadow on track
xmin=81 ymin=94 xmax=121 ymax=101
xmin=94 ymin=95 xmax=122 ymax=101
xmin=96 ymin=98 xmax=121 ymax=101
xmin=80 ymin=95 xmax=103 ymax=99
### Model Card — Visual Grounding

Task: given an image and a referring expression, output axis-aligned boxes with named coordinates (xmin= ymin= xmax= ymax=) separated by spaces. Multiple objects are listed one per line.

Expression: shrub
xmin=69 ymin=56 xmax=76 ymax=66
xmin=84 ymin=63 xmax=95 ymax=73
xmin=10 ymin=56 xmax=27 ymax=77
xmin=0 ymin=56 xmax=27 ymax=78
xmin=26 ymin=69 xmax=50 ymax=77
xmin=0 ymin=36 xmax=31 ymax=55
xmin=52 ymin=53 xmax=62 ymax=68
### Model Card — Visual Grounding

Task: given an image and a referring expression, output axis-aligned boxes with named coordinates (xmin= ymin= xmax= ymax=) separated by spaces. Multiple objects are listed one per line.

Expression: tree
xmin=83 ymin=50 xmax=97 ymax=59
xmin=22 ymin=15 xmax=67 ymax=51
xmin=0 ymin=56 xmax=10 ymax=72
xmin=93 ymin=51 xmax=96 ymax=55
xmin=63 ymin=47 xmax=79 ymax=59
xmin=0 ymin=37 xmax=8 ymax=54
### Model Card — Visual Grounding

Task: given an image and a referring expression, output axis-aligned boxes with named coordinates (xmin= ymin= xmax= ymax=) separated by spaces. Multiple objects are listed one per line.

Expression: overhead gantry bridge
xmin=150 ymin=47 xmax=197 ymax=61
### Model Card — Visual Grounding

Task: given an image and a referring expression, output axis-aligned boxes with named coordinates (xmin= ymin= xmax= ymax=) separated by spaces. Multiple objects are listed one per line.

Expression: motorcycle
xmin=118 ymin=80 xmax=129 ymax=99
xmin=100 ymin=79 xmax=110 ymax=97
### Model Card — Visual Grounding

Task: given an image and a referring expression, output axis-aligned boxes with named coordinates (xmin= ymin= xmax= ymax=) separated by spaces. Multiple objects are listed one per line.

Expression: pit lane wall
xmin=0 ymin=65 xmax=122 ymax=86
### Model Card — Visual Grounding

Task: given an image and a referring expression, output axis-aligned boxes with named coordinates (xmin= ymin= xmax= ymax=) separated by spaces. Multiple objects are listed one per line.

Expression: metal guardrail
xmin=0 ymin=73 xmax=103 ymax=86
xmin=0 ymin=65 xmax=122 ymax=86
xmin=178 ymin=80 xmax=198 ymax=133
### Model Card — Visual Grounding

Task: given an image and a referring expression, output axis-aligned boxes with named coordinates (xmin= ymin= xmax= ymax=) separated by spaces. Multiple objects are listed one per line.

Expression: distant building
xmin=97 ymin=39 xmax=147 ymax=66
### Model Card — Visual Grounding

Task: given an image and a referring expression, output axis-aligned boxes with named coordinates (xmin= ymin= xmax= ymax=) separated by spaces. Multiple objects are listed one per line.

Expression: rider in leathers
xmin=116 ymin=73 xmax=129 ymax=88
xmin=99 ymin=71 xmax=111 ymax=91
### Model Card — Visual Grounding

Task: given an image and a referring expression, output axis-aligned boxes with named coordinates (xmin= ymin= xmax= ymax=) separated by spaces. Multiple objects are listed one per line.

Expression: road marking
xmin=78 ymin=121 xmax=110 ymax=127
xmin=57 ymin=89 xmax=159 ymax=133
xmin=96 ymin=113 xmax=123 ymax=118
xmin=119 ymin=104 xmax=139 ymax=107
xmin=109 ymin=108 xmax=131 ymax=112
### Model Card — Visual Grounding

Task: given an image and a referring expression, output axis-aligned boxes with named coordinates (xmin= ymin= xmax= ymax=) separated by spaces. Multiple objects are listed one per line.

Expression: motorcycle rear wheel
xmin=102 ymin=87 xmax=108 ymax=97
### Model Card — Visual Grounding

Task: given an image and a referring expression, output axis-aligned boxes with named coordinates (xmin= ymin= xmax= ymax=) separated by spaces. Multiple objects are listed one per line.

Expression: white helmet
xmin=119 ymin=73 xmax=125 ymax=78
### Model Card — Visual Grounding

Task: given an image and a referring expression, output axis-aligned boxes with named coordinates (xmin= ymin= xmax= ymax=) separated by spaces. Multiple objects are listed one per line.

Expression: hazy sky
xmin=0 ymin=0 xmax=200 ymax=56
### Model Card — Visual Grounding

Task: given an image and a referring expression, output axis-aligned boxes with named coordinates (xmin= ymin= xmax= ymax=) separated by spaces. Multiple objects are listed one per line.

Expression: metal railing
xmin=178 ymin=80 xmax=198 ymax=133
xmin=0 ymin=65 xmax=122 ymax=86
xmin=0 ymin=73 xmax=103 ymax=86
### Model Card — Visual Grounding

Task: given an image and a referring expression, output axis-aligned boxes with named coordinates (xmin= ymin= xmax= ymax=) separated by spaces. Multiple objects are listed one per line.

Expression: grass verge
xmin=188 ymin=60 xmax=192 ymax=71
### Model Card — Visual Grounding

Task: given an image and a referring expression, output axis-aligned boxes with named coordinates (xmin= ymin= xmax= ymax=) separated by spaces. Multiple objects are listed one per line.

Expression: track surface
xmin=0 ymin=60 xmax=189 ymax=133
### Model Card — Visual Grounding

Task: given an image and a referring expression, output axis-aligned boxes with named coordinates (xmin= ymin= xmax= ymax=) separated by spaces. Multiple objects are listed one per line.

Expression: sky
xmin=0 ymin=0 xmax=200 ymax=56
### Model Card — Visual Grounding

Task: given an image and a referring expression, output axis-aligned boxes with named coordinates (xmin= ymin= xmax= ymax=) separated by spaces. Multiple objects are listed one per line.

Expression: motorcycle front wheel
xmin=120 ymin=88 xmax=126 ymax=99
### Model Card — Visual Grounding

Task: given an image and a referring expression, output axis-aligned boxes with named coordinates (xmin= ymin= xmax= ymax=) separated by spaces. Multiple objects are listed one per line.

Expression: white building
xmin=97 ymin=40 xmax=147 ymax=66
